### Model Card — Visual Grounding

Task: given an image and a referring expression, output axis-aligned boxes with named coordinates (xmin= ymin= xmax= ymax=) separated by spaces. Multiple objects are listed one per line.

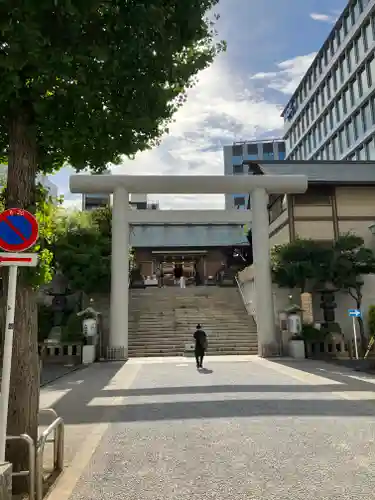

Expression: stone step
xmin=128 ymin=349 xmax=258 ymax=357
xmin=129 ymin=338 xmax=258 ymax=344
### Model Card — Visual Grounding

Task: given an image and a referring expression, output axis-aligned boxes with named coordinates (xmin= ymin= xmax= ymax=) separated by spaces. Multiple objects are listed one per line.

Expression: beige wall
xmin=336 ymin=186 xmax=375 ymax=218
xmin=294 ymin=205 xmax=333 ymax=218
xmin=294 ymin=220 xmax=335 ymax=240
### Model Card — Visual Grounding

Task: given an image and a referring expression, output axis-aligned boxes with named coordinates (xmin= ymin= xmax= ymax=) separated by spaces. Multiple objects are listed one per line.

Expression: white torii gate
xmin=70 ymin=174 xmax=308 ymax=358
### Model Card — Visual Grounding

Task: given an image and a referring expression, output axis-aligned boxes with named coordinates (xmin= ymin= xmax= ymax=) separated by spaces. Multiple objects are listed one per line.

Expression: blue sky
xmin=57 ymin=0 xmax=348 ymax=209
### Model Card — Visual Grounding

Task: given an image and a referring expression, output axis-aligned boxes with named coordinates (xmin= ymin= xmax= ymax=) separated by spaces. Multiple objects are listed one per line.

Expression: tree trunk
xmin=4 ymin=104 xmax=40 ymax=494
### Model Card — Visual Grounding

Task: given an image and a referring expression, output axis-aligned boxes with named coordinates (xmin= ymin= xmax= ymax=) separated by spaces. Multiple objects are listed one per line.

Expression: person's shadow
xmin=198 ymin=368 xmax=213 ymax=374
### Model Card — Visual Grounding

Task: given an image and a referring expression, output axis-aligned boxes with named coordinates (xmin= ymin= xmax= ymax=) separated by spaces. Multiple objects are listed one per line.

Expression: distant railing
xmin=38 ymin=342 xmax=83 ymax=363
xmin=305 ymin=338 xmax=350 ymax=359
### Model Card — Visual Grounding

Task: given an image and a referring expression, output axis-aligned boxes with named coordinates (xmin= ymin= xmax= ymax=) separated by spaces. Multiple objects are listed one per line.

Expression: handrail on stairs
xmin=235 ymin=275 xmax=250 ymax=307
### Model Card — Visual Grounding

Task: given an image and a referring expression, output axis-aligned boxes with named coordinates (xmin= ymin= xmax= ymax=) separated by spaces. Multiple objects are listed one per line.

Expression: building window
xmin=338 ymin=128 xmax=345 ymax=154
xmin=357 ymin=146 xmax=366 ymax=160
xmin=326 ymin=76 xmax=332 ymax=100
xmin=343 ymin=12 xmax=349 ymax=35
xmin=352 ymin=0 xmax=360 ymax=24
xmin=232 ymin=145 xmax=243 ymax=156
xmin=341 ymin=55 xmax=349 ymax=82
xmin=369 ymin=54 xmax=375 ymax=85
xmin=263 ymin=142 xmax=273 ymax=154
xmin=329 ymin=106 xmax=334 ymax=129
xmin=362 ymin=101 xmax=373 ymax=131
xmin=355 ymin=33 xmax=365 ymax=61
xmin=320 ymin=84 xmax=325 ymax=107
xmin=347 ymin=44 xmax=355 ymax=73
xmin=263 ymin=152 xmax=274 ymax=160
xmin=351 ymin=77 xmax=360 ymax=104
xmin=233 ymin=164 xmax=243 ymax=174
xmin=366 ymin=137 xmax=375 ymax=159
xmin=234 ymin=196 xmax=246 ymax=208
xmin=353 ymin=110 xmax=361 ymax=139
xmin=346 ymin=119 xmax=356 ymax=146
xmin=332 ymin=135 xmax=339 ymax=159
xmin=359 ymin=65 xmax=370 ymax=98
xmin=247 ymin=144 xmax=258 ymax=155
xmin=342 ymin=87 xmax=349 ymax=113
xmin=317 ymin=119 xmax=322 ymax=142
xmin=336 ymin=96 xmax=343 ymax=122
xmin=323 ymin=112 xmax=329 ymax=136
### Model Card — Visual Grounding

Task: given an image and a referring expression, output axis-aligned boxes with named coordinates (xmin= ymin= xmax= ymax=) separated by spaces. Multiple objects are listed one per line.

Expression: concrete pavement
xmin=42 ymin=356 xmax=375 ymax=500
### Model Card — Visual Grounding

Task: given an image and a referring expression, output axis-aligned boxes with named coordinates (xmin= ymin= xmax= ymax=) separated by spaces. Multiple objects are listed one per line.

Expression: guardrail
xmin=6 ymin=434 xmax=35 ymax=500
xmin=235 ymin=275 xmax=246 ymax=305
xmin=35 ymin=410 xmax=64 ymax=500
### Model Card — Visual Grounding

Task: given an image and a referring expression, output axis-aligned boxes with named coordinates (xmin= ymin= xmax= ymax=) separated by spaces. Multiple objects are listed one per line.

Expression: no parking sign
xmin=0 ymin=208 xmax=39 ymax=462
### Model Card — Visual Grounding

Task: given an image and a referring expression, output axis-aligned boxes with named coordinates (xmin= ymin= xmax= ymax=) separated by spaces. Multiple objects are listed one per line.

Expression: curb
xmin=40 ymin=364 xmax=88 ymax=388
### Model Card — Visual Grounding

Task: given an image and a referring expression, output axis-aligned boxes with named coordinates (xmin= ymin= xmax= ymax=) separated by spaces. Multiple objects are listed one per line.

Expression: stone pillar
xmin=251 ymin=187 xmax=278 ymax=357
xmin=110 ymin=186 xmax=129 ymax=359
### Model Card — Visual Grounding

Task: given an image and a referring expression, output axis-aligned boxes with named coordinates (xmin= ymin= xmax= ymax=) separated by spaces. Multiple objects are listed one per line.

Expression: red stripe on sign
xmin=0 ymin=257 xmax=32 ymax=263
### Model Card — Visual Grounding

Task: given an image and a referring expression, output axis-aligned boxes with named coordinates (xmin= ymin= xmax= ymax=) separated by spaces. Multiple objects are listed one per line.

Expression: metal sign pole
xmin=0 ymin=265 xmax=18 ymax=462
xmin=352 ymin=315 xmax=359 ymax=360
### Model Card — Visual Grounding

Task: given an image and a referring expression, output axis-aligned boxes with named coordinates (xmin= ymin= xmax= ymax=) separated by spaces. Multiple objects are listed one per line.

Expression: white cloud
xmin=57 ymin=53 xmax=313 ymax=210
xmin=310 ymin=12 xmax=337 ymax=24
xmin=250 ymin=53 xmax=317 ymax=95
xmin=114 ymin=57 xmax=286 ymax=209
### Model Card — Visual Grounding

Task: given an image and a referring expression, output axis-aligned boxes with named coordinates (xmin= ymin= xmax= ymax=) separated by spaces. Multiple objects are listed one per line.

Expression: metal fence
xmin=36 ymin=408 xmax=64 ymax=500
xmin=6 ymin=408 xmax=65 ymax=500
xmin=6 ymin=434 xmax=35 ymax=500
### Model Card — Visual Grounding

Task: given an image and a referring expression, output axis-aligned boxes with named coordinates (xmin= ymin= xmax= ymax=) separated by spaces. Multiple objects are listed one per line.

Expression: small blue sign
xmin=348 ymin=309 xmax=361 ymax=318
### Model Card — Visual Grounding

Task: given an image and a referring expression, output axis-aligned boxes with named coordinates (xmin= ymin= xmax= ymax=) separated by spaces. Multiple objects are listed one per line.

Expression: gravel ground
xmin=67 ymin=357 xmax=375 ymax=500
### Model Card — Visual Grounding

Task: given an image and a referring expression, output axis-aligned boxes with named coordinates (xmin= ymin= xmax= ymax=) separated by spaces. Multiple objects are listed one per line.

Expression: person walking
xmin=155 ymin=266 xmax=161 ymax=287
xmin=193 ymin=323 xmax=207 ymax=369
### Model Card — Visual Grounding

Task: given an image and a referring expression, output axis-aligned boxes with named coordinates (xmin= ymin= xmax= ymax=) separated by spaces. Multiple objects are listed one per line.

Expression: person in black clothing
xmin=193 ymin=323 xmax=207 ymax=369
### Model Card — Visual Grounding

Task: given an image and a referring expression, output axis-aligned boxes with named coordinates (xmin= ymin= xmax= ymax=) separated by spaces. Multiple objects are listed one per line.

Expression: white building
xmin=223 ymin=139 xmax=286 ymax=210
xmin=283 ymin=0 xmax=375 ymax=161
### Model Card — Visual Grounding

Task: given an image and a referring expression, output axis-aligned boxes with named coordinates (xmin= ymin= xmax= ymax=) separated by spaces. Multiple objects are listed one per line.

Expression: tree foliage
xmin=53 ymin=207 xmax=115 ymax=294
xmin=272 ymin=234 xmax=375 ymax=294
xmin=0 ymin=0 xmax=223 ymax=172
xmin=271 ymin=238 xmax=331 ymax=292
xmin=0 ymin=1 xmax=224 ymax=486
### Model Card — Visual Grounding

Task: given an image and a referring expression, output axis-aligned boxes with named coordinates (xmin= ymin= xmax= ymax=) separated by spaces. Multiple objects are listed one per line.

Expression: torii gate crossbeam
xmin=70 ymin=174 xmax=308 ymax=358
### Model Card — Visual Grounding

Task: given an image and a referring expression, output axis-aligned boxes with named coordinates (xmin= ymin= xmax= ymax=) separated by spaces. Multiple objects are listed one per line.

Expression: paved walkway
xmin=42 ymin=356 xmax=375 ymax=500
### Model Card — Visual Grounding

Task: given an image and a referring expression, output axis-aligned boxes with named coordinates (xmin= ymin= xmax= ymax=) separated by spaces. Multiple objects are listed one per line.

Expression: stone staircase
xmin=128 ymin=286 xmax=258 ymax=357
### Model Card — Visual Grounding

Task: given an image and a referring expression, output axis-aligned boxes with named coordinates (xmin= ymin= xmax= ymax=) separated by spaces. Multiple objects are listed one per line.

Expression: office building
xmin=129 ymin=194 xmax=159 ymax=210
xmin=283 ymin=0 xmax=375 ymax=161
xmin=223 ymin=139 xmax=286 ymax=209
xmin=82 ymin=169 xmax=111 ymax=210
